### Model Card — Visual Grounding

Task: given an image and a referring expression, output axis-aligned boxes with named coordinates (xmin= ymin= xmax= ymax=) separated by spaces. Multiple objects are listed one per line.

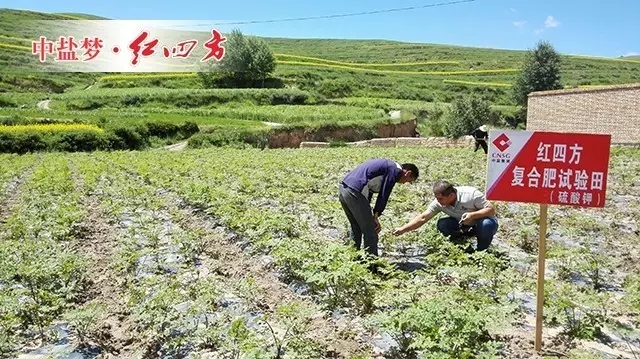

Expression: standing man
xmin=470 ymin=125 xmax=489 ymax=154
xmin=392 ymin=179 xmax=498 ymax=253
xmin=339 ymin=158 xmax=419 ymax=257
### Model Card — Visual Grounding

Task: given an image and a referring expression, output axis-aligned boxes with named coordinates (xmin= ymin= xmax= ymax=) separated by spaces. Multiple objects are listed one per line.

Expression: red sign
xmin=486 ymin=130 xmax=611 ymax=208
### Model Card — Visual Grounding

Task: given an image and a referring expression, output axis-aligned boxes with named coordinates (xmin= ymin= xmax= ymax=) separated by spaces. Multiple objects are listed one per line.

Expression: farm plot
xmin=0 ymin=146 xmax=639 ymax=358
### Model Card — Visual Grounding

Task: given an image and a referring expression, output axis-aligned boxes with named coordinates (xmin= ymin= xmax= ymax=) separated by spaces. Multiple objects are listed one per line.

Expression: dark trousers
xmin=338 ymin=184 xmax=378 ymax=256
xmin=474 ymin=140 xmax=488 ymax=154
xmin=436 ymin=216 xmax=498 ymax=251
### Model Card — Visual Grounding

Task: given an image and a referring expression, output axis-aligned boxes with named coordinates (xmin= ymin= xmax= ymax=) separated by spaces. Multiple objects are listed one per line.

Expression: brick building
xmin=526 ymin=83 xmax=640 ymax=144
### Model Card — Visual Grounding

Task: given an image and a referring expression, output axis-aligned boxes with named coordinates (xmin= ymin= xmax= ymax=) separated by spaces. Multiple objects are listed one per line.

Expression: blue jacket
xmin=342 ymin=158 xmax=403 ymax=216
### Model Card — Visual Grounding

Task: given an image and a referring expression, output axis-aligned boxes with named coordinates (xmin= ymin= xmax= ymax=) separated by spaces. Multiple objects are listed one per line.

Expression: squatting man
xmin=392 ymin=179 xmax=499 ymax=253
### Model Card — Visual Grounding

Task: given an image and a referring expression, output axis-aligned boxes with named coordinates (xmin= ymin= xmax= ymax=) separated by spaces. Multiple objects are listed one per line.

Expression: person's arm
xmin=461 ymin=190 xmax=495 ymax=223
xmin=393 ymin=200 xmax=440 ymax=235
xmin=372 ymin=164 xmax=398 ymax=217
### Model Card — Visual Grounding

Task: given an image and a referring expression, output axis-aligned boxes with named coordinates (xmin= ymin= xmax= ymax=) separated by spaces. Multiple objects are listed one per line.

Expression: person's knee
xmin=437 ymin=217 xmax=457 ymax=235
xmin=436 ymin=218 xmax=447 ymax=233
xmin=477 ymin=217 xmax=498 ymax=237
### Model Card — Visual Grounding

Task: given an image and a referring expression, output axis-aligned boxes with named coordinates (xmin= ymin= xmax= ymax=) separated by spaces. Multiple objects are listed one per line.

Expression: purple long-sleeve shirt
xmin=341 ymin=158 xmax=403 ymax=216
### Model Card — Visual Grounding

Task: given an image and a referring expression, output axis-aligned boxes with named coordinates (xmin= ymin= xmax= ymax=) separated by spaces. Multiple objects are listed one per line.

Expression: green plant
xmin=544 ymin=281 xmax=610 ymax=341
xmin=443 ymin=96 xmax=492 ymax=138
xmin=370 ymin=289 xmax=502 ymax=358
xmin=512 ymin=40 xmax=564 ymax=109
xmin=62 ymin=303 xmax=106 ymax=347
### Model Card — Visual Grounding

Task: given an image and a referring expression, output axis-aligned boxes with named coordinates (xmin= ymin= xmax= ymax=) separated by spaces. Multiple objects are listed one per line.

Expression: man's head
xmin=398 ymin=163 xmax=419 ymax=183
xmin=433 ymin=179 xmax=457 ymax=206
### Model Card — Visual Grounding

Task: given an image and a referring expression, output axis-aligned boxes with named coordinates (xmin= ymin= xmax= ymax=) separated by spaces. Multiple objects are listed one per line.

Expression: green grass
xmin=0 ymin=104 xmax=390 ymax=126
xmin=0 ymin=7 xmax=638 ymax=151
xmin=2 ymin=8 xmax=640 ymax=104
xmin=0 ymin=107 xmax=270 ymax=128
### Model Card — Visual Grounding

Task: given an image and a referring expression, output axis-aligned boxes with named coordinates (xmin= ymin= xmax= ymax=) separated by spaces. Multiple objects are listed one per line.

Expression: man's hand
xmin=460 ymin=212 xmax=474 ymax=226
xmin=374 ymin=217 xmax=381 ymax=233
xmin=392 ymin=227 xmax=405 ymax=236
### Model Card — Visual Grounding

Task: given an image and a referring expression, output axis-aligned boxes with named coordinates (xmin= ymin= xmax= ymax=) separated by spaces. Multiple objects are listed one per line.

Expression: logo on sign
xmin=493 ymin=133 xmax=512 ymax=152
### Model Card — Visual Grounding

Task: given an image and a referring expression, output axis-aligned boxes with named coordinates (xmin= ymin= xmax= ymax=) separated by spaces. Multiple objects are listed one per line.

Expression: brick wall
xmin=526 ymin=83 xmax=640 ymax=144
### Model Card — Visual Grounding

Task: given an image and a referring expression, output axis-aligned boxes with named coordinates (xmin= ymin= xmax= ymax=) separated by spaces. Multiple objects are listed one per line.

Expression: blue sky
xmin=5 ymin=0 xmax=639 ymax=58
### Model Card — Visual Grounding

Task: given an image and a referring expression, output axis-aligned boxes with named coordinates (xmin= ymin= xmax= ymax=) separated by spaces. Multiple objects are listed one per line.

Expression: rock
xmin=369 ymin=138 xmax=396 ymax=147
xmin=326 ymin=229 xmax=341 ymax=239
xmin=395 ymin=137 xmax=424 ymax=147
xmin=346 ymin=140 xmax=371 ymax=147
xmin=299 ymin=141 xmax=330 ymax=148
xmin=371 ymin=331 xmax=398 ymax=354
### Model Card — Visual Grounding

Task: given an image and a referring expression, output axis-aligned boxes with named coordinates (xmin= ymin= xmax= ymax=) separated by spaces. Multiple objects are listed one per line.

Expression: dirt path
xmin=68 ymin=159 xmax=136 ymax=356
xmin=0 ymin=159 xmax=39 ymax=223
xmin=164 ymin=141 xmax=188 ymax=151
xmin=262 ymin=121 xmax=283 ymax=127
xmin=36 ymin=99 xmax=50 ymax=110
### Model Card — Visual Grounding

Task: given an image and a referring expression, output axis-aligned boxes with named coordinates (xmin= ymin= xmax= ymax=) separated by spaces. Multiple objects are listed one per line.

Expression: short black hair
xmin=401 ymin=163 xmax=419 ymax=179
xmin=433 ymin=179 xmax=456 ymax=196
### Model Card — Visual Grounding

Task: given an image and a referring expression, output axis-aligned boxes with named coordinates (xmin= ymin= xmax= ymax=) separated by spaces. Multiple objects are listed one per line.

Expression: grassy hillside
xmin=0 ymin=8 xmax=639 ymax=152
xmin=2 ymin=9 xmax=640 ymax=104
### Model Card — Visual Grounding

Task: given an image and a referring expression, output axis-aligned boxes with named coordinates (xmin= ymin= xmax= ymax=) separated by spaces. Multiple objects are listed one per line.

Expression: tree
xmin=512 ymin=40 xmax=564 ymax=108
xmin=444 ymin=96 xmax=492 ymax=139
xmin=199 ymin=29 xmax=276 ymax=88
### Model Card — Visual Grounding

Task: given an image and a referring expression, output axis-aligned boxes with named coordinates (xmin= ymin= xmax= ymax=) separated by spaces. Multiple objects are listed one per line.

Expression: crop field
xmin=1 ymin=146 xmax=639 ymax=358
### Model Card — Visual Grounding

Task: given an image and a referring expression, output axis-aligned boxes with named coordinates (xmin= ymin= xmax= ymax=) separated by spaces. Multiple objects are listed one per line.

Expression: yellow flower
xmin=0 ymin=124 xmax=104 ymax=133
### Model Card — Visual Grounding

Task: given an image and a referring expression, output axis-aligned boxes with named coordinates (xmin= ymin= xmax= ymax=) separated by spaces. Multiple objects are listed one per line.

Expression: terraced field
xmin=1 ymin=8 xmax=639 ymax=151
xmin=2 ymin=8 xmax=640 ymax=102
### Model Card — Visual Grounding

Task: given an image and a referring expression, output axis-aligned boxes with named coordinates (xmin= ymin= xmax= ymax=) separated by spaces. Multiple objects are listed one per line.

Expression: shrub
xmin=145 ymin=121 xmax=200 ymax=139
xmin=420 ymin=104 xmax=447 ymax=137
xmin=0 ymin=97 xmax=17 ymax=108
xmin=0 ymin=121 xmax=200 ymax=154
xmin=121 ymin=94 xmax=143 ymax=107
xmin=443 ymin=96 xmax=492 ymax=138
xmin=188 ymin=127 xmax=270 ymax=149
xmin=104 ymin=124 xmax=150 ymax=150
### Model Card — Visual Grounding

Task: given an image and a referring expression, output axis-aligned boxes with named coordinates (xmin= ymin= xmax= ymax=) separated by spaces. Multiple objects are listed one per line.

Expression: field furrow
xmin=0 ymin=155 xmax=91 ymax=358
xmin=0 ymin=154 xmax=39 ymax=221
xmin=68 ymin=153 xmax=370 ymax=358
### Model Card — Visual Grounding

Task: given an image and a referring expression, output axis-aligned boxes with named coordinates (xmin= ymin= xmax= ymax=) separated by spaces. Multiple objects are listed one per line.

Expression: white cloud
xmin=544 ymin=15 xmax=560 ymax=28
xmin=624 ymin=51 xmax=639 ymax=57
xmin=510 ymin=8 xmax=517 ymax=13
xmin=513 ymin=21 xmax=527 ymax=28
xmin=534 ymin=15 xmax=560 ymax=34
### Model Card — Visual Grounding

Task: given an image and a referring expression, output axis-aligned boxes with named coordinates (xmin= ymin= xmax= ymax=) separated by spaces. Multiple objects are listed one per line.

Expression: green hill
xmin=2 ymin=8 xmax=640 ymax=104
xmin=1 ymin=8 xmax=640 ymax=152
